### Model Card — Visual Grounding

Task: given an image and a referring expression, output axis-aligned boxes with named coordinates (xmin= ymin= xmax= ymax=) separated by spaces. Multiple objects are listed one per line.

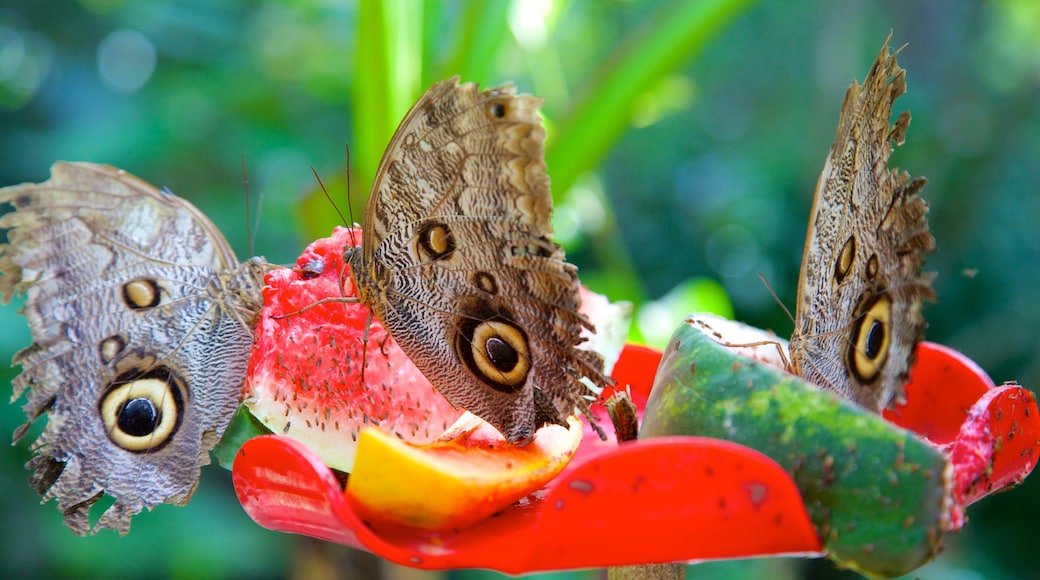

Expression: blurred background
xmin=1 ymin=0 xmax=1037 ymax=578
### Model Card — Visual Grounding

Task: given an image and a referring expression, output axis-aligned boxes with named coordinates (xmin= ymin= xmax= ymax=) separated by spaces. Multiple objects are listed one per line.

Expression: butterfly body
xmin=789 ymin=39 xmax=936 ymax=411
xmin=0 ymin=162 xmax=265 ymax=534
xmin=348 ymin=79 xmax=608 ymax=443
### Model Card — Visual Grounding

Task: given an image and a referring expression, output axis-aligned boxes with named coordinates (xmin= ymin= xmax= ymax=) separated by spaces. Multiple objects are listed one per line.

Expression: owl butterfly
xmin=789 ymin=37 xmax=936 ymax=411
xmin=347 ymin=77 xmax=611 ymax=444
xmin=0 ymin=162 xmax=266 ymax=534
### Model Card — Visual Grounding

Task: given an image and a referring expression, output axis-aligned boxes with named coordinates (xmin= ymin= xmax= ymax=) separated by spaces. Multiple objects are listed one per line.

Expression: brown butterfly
xmin=346 ymin=78 xmax=611 ymax=443
xmin=789 ymin=38 xmax=936 ymax=411
xmin=1 ymin=162 xmax=266 ymax=534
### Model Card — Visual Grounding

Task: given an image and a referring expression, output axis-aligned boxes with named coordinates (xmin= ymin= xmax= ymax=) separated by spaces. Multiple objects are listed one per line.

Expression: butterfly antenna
xmin=241 ymin=154 xmax=260 ymax=257
xmin=343 ymin=144 xmax=361 ymax=249
xmin=311 ymin=167 xmax=348 ymax=226
xmin=758 ymin=272 xmax=796 ymax=325
xmin=252 ymin=189 xmax=264 ymax=254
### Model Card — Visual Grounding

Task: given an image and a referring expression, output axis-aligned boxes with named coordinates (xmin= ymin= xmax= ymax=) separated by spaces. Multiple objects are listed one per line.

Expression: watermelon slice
xmin=225 ymin=226 xmax=637 ymax=533
xmin=241 ymin=227 xmax=465 ymax=472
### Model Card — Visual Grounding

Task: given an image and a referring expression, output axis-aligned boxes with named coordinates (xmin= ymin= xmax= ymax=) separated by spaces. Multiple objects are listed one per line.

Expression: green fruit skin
xmin=640 ymin=321 xmax=951 ymax=578
xmin=213 ymin=405 xmax=273 ymax=470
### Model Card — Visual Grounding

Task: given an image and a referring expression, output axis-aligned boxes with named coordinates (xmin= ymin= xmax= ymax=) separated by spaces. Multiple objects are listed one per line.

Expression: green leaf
xmin=546 ymin=0 xmax=755 ymax=200
xmin=432 ymin=0 xmax=512 ymax=84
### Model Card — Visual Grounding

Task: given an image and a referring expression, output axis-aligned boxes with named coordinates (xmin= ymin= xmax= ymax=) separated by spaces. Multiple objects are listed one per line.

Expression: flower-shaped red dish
xmin=231 ymin=229 xmax=1038 ymax=574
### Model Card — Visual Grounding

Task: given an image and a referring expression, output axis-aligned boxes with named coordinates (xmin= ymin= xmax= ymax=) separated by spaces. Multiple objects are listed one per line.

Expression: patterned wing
xmin=0 ymin=162 xmax=265 ymax=534
xmin=790 ymin=39 xmax=936 ymax=410
xmin=350 ymin=79 xmax=609 ymax=443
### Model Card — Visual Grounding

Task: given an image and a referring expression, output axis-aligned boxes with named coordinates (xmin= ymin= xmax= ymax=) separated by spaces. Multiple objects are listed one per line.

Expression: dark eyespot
xmin=485 ymin=336 xmax=520 ymax=373
xmin=454 ymin=300 xmax=532 ymax=394
xmin=835 ymin=236 xmax=855 ymax=283
xmin=98 ymin=366 xmax=185 ymax=452
xmin=98 ymin=335 xmax=127 ymax=364
xmin=866 ymin=254 xmax=879 ymax=280
xmin=471 ymin=271 xmax=498 ymax=294
xmin=847 ymin=293 xmax=892 ymax=384
xmin=118 ymin=398 xmax=160 ymax=437
xmin=864 ymin=320 xmax=886 ymax=360
xmin=488 ymin=102 xmax=506 ymax=119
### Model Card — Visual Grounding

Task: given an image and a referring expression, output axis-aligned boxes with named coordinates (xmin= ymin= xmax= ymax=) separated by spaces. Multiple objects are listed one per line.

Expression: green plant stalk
xmin=544 ymin=0 xmax=753 ymax=306
xmin=640 ymin=320 xmax=951 ymax=578
xmin=353 ymin=0 xmax=423 ymax=200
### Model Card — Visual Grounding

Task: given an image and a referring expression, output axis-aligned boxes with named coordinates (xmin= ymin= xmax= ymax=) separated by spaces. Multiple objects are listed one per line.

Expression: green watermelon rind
xmin=640 ymin=316 xmax=952 ymax=577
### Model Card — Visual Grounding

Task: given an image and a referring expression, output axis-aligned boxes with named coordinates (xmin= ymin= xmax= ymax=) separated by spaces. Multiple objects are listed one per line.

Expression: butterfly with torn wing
xmin=0 ymin=162 xmax=266 ymax=534
xmin=789 ymin=38 xmax=936 ymax=411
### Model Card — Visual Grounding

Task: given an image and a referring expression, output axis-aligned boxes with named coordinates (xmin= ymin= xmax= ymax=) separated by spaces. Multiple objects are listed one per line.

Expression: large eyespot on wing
xmin=454 ymin=303 xmax=533 ymax=395
xmin=847 ymin=292 xmax=893 ymax=386
xmin=98 ymin=366 xmax=187 ymax=453
xmin=0 ymin=162 xmax=266 ymax=534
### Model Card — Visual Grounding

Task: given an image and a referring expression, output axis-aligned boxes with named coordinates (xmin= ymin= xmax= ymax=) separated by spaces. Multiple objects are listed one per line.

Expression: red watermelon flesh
xmin=243 ymin=227 xmax=466 ymax=472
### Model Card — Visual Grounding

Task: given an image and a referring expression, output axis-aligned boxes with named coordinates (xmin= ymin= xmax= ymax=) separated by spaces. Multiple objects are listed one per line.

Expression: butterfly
xmin=789 ymin=38 xmax=936 ymax=411
xmin=345 ymin=78 xmax=611 ymax=443
xmin=0 ymin=162 xmax=266 ymax=534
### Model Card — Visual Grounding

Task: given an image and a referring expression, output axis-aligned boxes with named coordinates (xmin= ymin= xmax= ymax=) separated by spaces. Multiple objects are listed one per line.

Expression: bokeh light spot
xmin=97 ymin=28 xmax=156 ymax=93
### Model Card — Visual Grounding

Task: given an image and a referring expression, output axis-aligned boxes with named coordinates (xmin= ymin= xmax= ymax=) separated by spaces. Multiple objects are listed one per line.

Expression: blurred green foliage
xmin=1 ymin=0 xmax=1038 ymax=578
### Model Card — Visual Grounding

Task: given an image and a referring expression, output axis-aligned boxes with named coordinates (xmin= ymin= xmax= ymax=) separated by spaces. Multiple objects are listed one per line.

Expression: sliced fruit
xmin=242 ymin=227 xmax=464 ymax=472
xmin=346 ymin=414 xmax=584 ymax=531
xmin=642 ymin=314 xmax=951 ymax=578
xmin=642 ymin=314 xmax=1040 ymax=578
xmin=236 ymin=226 xmax=630 ymax=472
xmin=232 ymin=345 xmax=823 ymax=571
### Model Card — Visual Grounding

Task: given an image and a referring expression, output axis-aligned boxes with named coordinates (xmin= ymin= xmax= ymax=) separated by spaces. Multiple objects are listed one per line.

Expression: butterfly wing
xmin=351 ymin=79 xmax=608 ymax=443
xmin=790 ymin=39 xmax=936 ymax=410
xmin=0 ymin=162 xmax=265 ymax=534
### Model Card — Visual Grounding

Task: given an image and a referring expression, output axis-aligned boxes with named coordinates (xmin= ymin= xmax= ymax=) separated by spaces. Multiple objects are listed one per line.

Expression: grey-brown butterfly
xmin=346 ymin=78 xmax=611 ymax=443
xmin=789 ymin=38 xmax=936 ymax=411
xmin=0 ymin=162 xmax=266 ymax=534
